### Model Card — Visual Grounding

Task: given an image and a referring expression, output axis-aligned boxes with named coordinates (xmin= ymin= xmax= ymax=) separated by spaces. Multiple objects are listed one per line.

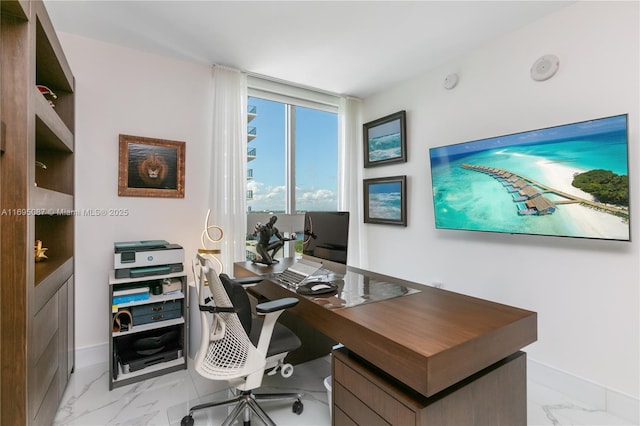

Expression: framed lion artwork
xmin=118 ymin=134 xmax=185 ymax=198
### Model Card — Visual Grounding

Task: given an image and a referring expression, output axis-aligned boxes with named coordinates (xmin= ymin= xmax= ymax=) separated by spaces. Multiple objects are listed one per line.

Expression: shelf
xmin=109 ymin=270 xmax=187 ymax=285
xmin=112 ymin=357 xmax=186 ymax=384
xmin=112 ymin=291 xmax=185 ymax=309
xmin=34 ymin=86 xmax=73 ymax=152
xmin=34 ymin=253 xmax=73 ymax=287
xmin=0 ymin=0 xmax=29 ymax=21
xmin=34 ymin=1 xmax=75 ymax=134
xmin=34 ymin=3 xmax=73 ymax=92
xmin=34 ymin=214 xmax=74 ymax=287
xmin=34 ymin=103 xmax=74 ymax=193
xmin=112 ymin=317 xmax=185 ymax=337
xmin=31 ymin=187 xmax=74 ymax=211
xmin=34 ymin=149 xmax=74 ymax=194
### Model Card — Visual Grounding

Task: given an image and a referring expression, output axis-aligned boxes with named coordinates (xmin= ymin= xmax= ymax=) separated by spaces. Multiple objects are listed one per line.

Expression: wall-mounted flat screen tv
xmin=429 ymin=114 xmax=630 ymax=241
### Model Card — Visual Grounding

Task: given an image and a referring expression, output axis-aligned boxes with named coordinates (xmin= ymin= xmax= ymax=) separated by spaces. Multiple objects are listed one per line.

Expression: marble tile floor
xmin=54 ymin=356 xmax=635 ymax=426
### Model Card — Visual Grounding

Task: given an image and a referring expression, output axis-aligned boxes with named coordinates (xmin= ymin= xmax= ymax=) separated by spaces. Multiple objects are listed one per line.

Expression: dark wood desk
xmin=235 ymin=260 xmax=537 ymax=424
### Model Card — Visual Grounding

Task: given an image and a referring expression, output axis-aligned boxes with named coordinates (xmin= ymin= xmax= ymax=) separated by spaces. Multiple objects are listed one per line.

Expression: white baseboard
xmin=75 ymin=343 xmax=109 ymax=369
xmin=528 ymin=358 xmax=639 ymax=424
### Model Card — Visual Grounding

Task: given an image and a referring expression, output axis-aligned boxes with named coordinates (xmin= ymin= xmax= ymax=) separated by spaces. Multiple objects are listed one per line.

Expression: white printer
xmin=114 ymin=240 xmax=184 ymax=278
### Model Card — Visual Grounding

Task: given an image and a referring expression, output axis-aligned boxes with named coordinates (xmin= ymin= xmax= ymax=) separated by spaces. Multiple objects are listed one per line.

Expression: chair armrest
xmin=256 ymin=297 xmax=299 ymax=314
xmin=232 ymin=276 xmax=264 ymax=286
xmin=254 ymin=297 xmax=299 ymax=358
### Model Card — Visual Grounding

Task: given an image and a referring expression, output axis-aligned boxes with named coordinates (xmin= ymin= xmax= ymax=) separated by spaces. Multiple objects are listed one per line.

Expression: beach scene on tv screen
xmin=430 ymin=115 xmax=629 ymax=241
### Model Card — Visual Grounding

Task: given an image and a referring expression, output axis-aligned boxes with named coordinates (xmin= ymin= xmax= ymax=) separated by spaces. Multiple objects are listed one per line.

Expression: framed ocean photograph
xmin=363 ymin=110 xmax=406 ymax=167
xmin=429 ymin=114 xmax=630 ymax=241
xmin=364 ymin=175 xmax=407 ymax=226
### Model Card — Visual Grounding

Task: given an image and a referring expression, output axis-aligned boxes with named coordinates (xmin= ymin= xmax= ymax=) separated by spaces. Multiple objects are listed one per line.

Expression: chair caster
xmin=281 ymin=363 xmax=294 ymax=378
xmin=292 ymin=399 xmax=304 ymax=415
xmin=181 ymin=414 xmax=194 ymax=426
xmin=267 ymin=361 xmax=295 ymax=378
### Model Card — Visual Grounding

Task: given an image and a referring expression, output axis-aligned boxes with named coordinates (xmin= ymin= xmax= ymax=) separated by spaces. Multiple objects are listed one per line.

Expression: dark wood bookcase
xmin=1 ymin=1 xmax=75 ymax=424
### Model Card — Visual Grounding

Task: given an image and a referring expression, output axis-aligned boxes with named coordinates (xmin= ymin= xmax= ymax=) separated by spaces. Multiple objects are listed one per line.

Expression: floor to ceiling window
xmin=245 ymin=87 xmax=339 ymax=261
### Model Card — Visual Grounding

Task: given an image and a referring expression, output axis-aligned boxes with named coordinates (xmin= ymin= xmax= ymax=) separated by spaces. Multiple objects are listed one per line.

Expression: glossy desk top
xmin=234 ymin=259 xmax=537 ymax=397
xmin=261 ymin=265 xmax=420 ymax=310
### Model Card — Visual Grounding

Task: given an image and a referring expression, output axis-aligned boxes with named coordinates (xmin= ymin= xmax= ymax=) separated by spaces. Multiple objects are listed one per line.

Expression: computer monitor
xmin=302 ymin=211 xmax=350 ymax=265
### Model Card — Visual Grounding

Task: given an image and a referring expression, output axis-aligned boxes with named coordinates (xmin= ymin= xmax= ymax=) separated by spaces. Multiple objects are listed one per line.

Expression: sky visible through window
xmin=247 ymin=96 xmax=338 ymax=213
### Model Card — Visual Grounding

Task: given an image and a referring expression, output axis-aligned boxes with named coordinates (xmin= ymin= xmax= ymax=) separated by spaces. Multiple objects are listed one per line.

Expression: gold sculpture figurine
xmin=34 ymin=240 xmax=48 ymax=262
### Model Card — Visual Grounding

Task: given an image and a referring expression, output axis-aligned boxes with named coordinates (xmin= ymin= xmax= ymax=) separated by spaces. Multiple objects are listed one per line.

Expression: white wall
xmin=360 ymin=1 xmax=639 ymax=401
xmin=58 ymin=33 xmax=213 ymax=360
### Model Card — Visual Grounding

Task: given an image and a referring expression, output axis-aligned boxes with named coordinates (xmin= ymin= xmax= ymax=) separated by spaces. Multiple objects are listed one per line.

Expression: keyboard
xmin=277 ymin=259 xmax=322 ymax=287
xmin=278 ymin=269 xmax=307 ymax=287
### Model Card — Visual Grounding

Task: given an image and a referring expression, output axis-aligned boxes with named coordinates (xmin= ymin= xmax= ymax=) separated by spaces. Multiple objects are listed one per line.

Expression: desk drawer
xmin=332 ymin=348 xmax=527 ymax=426
xmin=334 ymin=382 xmax=390 ymax=426
xmin=333 ymin=350 xmax=416 ymax=425
xmin=335 ymin=406 xmax=367 ymax=426
xmin=334 ymin=407 xmax=357 ymax=426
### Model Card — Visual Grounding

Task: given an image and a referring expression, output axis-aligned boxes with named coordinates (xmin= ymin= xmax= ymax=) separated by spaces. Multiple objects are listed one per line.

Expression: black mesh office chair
xmin=182 ymin=254 xmax=303 ymax=426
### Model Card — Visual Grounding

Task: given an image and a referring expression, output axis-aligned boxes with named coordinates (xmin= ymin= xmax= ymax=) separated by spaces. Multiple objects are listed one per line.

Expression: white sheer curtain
xmin=338 ymin=96 xmax=367 ymax=269
xmin=210 ymin=65 xmax=247 ymax=274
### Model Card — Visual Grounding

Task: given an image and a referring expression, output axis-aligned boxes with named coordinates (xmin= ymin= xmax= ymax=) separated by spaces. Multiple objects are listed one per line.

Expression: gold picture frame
xmin=118 ymin=134 xmax=185 ymax=198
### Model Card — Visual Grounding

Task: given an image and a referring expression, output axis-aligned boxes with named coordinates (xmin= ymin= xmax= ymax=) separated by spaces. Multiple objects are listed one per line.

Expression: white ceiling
xmin=44 ymin=1 xmax=571 ymax=98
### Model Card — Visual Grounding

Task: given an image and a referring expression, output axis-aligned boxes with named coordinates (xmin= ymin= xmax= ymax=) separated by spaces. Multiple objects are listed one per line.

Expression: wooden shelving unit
xmin=1 ymin=1 xmax=75 ymax=425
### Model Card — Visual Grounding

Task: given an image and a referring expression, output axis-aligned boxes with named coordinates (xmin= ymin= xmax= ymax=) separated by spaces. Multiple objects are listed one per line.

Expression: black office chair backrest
xmin=219 ymin=273 xmax=252 ymax=335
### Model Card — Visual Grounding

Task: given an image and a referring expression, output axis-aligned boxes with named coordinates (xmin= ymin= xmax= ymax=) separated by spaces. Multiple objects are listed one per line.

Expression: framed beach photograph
xmin=118 ymin=134 xmax=185 ymax=198
xmin=364 ymin=175 xmax=407 ymax=226
xmin=363 ymin=110 xmax=406 ymax=168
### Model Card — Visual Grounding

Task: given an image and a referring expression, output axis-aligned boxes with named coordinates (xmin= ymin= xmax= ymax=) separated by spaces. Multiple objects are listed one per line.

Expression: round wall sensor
xmin=530 ymin=54 xmax=559 ymax=81
xmin=443 ymin=73 xmax=459 ymax=90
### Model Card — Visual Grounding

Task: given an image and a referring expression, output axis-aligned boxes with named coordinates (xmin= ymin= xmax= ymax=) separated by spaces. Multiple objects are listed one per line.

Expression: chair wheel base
xmin=181 ymin=415 xmax=194 ymax=426
xmin=293 ymin=399 xmax=304 ymax=415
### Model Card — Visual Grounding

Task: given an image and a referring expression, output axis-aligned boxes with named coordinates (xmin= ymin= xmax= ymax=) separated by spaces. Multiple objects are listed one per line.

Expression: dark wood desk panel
xmin=334 ymin=288 xmax=536 ymax=397
xmin=234 ymin=260 xmax=537 ymax=398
